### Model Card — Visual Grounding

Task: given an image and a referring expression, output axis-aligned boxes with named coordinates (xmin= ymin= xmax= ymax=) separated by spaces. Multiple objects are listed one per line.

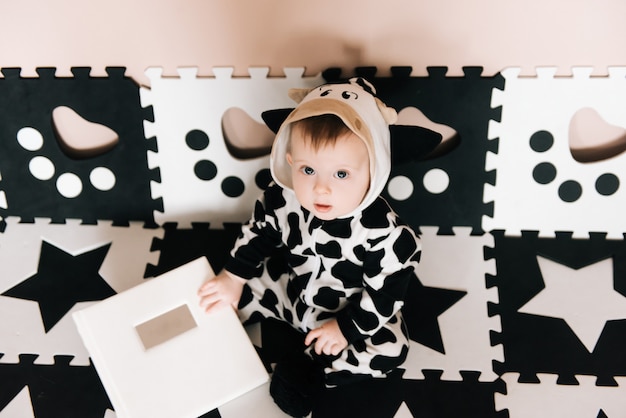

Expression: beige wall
xmin=0 ymin=0 xmax=624 ymax=86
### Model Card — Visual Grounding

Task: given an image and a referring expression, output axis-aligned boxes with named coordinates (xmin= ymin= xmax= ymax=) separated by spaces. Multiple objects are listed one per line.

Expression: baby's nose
xmin=314 ymin=179 xmax=331 ymax=194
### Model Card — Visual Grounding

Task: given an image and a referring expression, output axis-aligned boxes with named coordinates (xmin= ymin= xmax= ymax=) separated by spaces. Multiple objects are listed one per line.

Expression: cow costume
xmin=224 ymin=78 xmax=437 ymax=393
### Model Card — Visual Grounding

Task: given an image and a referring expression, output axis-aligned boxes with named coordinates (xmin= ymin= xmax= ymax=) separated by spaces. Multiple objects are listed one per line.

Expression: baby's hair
xmin=290 ymin=114 xmax=352 ymax=151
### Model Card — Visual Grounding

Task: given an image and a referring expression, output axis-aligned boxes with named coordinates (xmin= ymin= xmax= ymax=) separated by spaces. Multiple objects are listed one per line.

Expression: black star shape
xmin=402 ymin=279 xmax=467 ymax=353
xmin=2 ymin=240 xmax=116 ymax=332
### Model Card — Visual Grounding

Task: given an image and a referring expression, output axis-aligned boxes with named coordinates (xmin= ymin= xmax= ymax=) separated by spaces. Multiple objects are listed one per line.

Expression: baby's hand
xmin=304 ymin=319 xmax=348 ymax=356
xmin=198 ymin=270 xmax=246 ymax=313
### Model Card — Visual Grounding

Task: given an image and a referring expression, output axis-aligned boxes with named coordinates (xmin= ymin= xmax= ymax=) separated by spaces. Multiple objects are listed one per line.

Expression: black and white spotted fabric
xmin=227 ymin=183 xmax=421 ymax=386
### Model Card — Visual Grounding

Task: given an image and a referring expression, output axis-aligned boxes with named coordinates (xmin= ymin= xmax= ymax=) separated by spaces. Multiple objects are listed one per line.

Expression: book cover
xmin=73 ymin=257 xmax=268 ymax=418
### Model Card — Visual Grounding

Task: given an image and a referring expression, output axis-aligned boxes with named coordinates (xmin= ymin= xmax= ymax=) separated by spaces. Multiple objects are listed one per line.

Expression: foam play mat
xmin=2 ymin=65 xmax=626 ymax=417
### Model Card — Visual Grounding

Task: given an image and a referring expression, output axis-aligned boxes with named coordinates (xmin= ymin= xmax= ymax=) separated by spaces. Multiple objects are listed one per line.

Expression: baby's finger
xmin=321 ymin=339 xmax=338 ymax=356
xmin=329 ymin=344 xmax=342 ymax=356
xmin=314 ymin=336 xmax=333 ymax=355
xmin=304 ymin=328 xmax=321 ymax=346
xmin=313 ymin=339 xmax=323 ymax=355
xmin=198 ymin=281 xmax=219 ymax=295
xmin=199 ymin=293 xmax=220 ymax=308
xmin=197 ymin=282 xmax=213 ymax=294
xmin=205 ymin=300 xmax=228 ymax=313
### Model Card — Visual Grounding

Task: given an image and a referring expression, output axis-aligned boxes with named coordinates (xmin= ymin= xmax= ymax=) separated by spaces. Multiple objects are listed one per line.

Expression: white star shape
xmin=519 ymin=255 xmax=626 ymax=352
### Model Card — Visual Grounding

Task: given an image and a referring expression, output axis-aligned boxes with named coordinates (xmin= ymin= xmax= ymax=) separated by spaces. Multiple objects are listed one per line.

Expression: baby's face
xmin=286 ymin=126 xmax=370 ymax=220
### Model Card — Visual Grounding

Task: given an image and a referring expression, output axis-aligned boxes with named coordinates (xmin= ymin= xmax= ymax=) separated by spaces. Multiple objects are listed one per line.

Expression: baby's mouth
xmin=314 ymin=203 xmax=332 ymax=213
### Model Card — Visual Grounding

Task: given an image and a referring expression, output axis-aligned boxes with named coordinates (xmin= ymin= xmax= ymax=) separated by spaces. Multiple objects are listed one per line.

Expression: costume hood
xmin=270 ymin=77 xmax=398 ymax=218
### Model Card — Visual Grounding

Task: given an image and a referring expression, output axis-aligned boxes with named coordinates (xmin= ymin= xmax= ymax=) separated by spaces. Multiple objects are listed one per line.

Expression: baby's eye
xmin=335 ymin=170 xmax=349 ymax=179
xmin=302 ymin=166 xmax=315 ymax=175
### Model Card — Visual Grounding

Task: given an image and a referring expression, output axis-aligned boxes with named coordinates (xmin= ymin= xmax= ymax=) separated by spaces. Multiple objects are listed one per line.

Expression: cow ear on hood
xmin=375 ymin=98 xmax=398 ymax=125
xmin=390 ymin=125 xmax=443 ymax=163
xmin=260 ymin=87 xmax=315 ymax=135
xmin=261 ymin=108 xmax=294 ymax=134
xmin=288 ymin=87 xmax=314 ymax=103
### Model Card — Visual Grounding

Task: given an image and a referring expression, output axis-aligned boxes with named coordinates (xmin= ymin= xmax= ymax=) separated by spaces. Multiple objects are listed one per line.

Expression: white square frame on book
xmin=73 ymin=257 xmax=269 ymax=418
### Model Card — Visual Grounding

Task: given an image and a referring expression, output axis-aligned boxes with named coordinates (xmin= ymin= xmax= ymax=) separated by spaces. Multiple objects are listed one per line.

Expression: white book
xmin=73 ymin=257 xmax=268 ymax=418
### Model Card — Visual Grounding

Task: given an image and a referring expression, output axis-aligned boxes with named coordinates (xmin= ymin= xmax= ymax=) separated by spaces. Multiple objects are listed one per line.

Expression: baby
xmin=198 ymin=77 xmax=422 ymax=416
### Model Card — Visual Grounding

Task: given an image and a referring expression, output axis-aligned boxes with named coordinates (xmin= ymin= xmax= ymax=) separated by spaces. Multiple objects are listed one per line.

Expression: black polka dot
xmin=595 ymin=173 xmax=619 ymax=196
xmin=529 ymin=130 xmax=554 ymax=153
xmin=533 ymin=162 xmax=557 ymax=184
xmin=194 ymin=160 xmax=217 ymax=181
xmin=222 ymin=176 xmax=245 ymax=197
xmin=558 ymin=180 xmax=582 ymax=202
xmin=185 ymin=129 xmax=210 ymax=150
xmin=255 ymin=168 xmax=273 ymax=190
